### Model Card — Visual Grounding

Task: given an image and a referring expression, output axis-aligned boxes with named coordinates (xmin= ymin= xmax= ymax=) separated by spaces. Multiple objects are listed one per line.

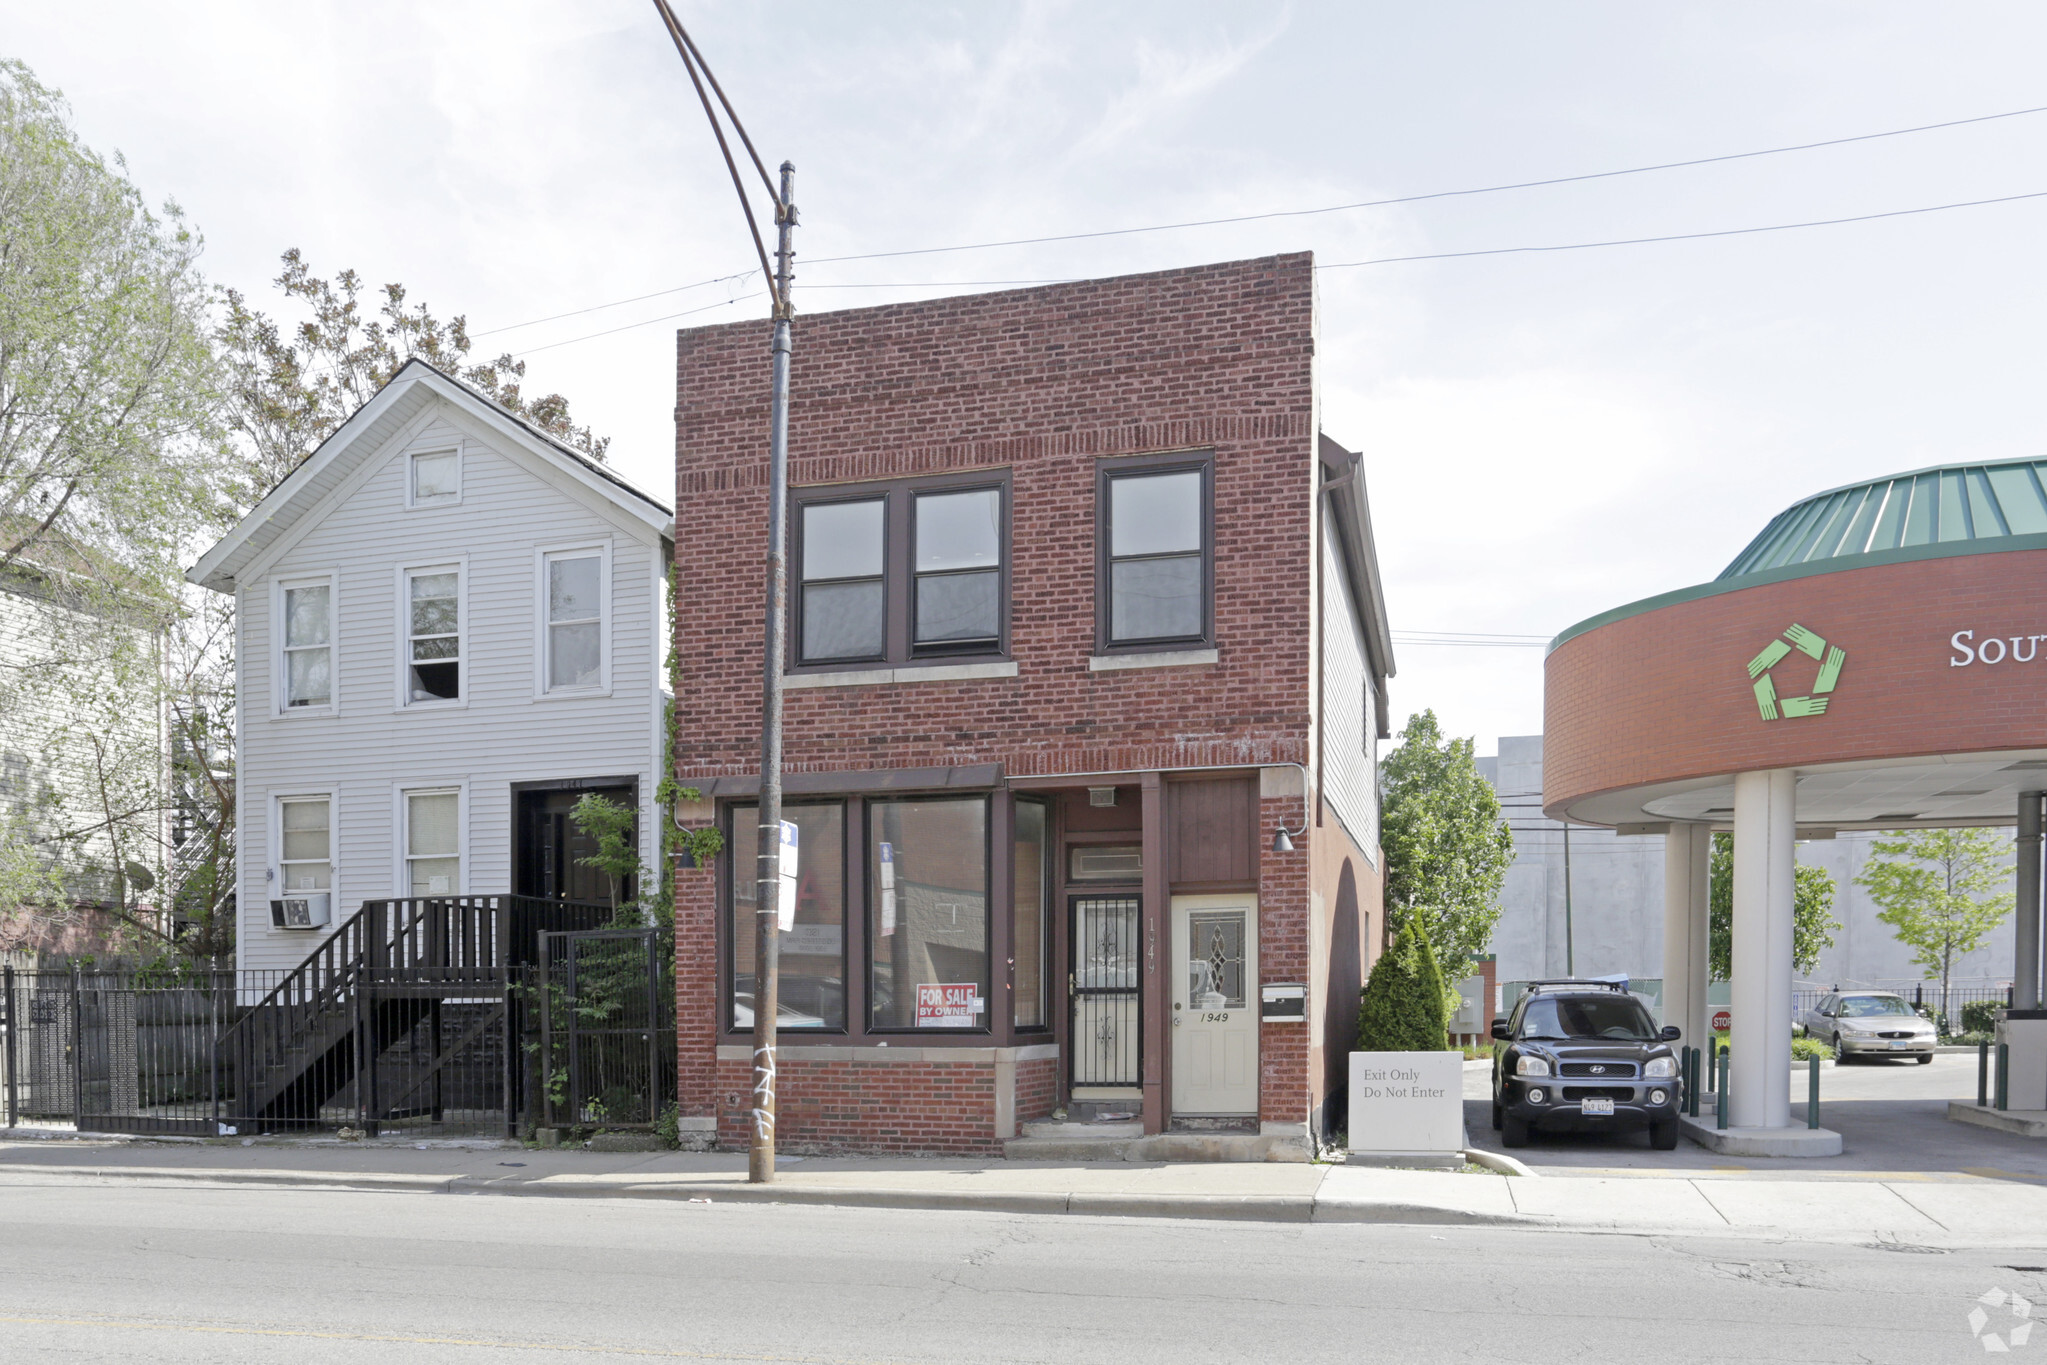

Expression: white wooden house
xmin=189 ymin=360 xmax=673 ymax=976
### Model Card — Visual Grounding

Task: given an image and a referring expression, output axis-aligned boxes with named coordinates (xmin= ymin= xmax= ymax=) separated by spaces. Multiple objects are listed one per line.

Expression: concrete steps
xmin=1005 ymin=1119 xmax=1311 ymax=1163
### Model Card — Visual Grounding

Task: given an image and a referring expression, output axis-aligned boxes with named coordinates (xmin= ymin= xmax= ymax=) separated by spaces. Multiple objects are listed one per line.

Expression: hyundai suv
xmin=1491 ymin=981 xmax=1685 ymax=1150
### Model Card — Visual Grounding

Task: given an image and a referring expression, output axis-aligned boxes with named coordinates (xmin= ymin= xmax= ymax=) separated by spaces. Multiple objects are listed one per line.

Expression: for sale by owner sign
xmin=915 ymin=983 xmax=980 ymax=1028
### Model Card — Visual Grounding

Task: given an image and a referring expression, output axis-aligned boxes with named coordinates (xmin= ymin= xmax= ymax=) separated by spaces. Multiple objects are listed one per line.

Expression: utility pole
xmin=751 ymin=162 xmax=797 ymax=1184
xmin=648 ymin=0 xmax=795 ymax=1184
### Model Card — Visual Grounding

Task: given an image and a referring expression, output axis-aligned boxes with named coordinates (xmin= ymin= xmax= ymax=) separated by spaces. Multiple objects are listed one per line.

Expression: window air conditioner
xmin=271 ymin=892 xmax=332 ymax=930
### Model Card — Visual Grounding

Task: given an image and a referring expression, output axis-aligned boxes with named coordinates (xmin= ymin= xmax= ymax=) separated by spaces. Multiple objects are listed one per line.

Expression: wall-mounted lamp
xmin=1270 ymin=760 xmax=1310 ymax=853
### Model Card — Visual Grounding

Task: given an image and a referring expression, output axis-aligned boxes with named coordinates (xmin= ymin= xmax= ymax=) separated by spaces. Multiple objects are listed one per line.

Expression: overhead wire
xmin=471 ymin=99 xmax=2047 ymax=346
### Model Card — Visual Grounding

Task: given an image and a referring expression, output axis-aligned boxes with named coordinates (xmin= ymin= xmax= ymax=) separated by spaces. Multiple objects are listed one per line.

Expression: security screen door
xmin=1070 ymin=895 xmax=1140 ymax=1087
xmin=1170 ymin=895 xmax=1258 ymax=1115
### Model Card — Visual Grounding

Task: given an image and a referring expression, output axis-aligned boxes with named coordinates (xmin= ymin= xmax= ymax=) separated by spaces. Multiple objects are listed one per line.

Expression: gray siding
xmin=236 ymin=406 xmax=664 ymax=975
xmin=1319 ymin=530 xmax=1378 ymax=861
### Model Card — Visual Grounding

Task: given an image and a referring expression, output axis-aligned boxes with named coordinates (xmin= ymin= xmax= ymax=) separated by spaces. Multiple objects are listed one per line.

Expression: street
xmin=0 ymin=1179 xmax=2038 ymax=1363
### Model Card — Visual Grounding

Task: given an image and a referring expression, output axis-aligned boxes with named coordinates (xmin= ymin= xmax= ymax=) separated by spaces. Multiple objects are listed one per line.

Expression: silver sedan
xmin=1801 ymin=991 xmax=1937 ymax=1063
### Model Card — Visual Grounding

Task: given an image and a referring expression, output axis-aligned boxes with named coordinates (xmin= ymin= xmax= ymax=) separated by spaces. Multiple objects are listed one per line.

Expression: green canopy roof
xmin=1720 ymin=459 xmax=2047 ymax=580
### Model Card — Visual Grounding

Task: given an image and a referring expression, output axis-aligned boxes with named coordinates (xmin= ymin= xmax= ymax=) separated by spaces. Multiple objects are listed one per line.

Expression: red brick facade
xmin=1545 ymin=549 xmax=2047 ymax=819
xmin=671 ymin=255 xmax=1384 ymax=1154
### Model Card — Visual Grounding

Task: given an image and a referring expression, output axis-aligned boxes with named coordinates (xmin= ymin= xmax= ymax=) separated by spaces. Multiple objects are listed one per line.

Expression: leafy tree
xmin=216 ymin=250 xmax=607 ymax=497
xmin=1856 ymin=828 xmax=2014 ymax=1032
xmin=1356 ymin=922 xmax=1449 ymax=1052
xmin=1707 ymin=832 xmax=1841 ymax=980
xmin=0 ymin=59 xmax=219 ymax=584
xmin=1380 ymin=710 xmax=1514 ymax=974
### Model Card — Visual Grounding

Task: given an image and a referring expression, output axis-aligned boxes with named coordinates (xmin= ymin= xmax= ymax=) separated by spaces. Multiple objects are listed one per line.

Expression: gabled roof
xmin=189 ymin=359 xmax=672 ymax=593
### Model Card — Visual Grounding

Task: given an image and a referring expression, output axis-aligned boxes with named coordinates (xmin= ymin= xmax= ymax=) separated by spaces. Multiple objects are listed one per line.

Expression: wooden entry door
xmin=1170 ymin=894 xmax=1258 ymax=1116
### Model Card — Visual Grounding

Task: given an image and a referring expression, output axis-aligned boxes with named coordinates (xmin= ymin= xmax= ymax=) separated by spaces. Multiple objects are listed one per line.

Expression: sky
xmin=11 ymin=2 xmax=2047 ymax=757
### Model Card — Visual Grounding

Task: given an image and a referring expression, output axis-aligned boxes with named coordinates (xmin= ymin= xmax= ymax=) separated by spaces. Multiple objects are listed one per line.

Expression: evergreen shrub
xmin=1356 ymin=922 xmax=1449 ymax=1052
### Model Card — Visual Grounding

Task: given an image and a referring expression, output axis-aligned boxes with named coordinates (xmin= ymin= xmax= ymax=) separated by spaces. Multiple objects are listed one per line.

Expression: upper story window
xmin=1100 ymin=457 xmax=1212 ymax=650
xmin=542 ymin=546 xmax=608 ymax=692
xmin=279 ymin=578 xmax=334 ymax=710
xmin=404 ymin=567 xmax=461 ymax=704
xmin=794 ymin=477 xmax=1008 ymax=669
xmin=409 ymin=447 xmax=460 ymax=507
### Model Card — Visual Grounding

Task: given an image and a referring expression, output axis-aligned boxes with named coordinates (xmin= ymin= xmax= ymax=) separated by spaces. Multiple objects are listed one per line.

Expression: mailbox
xmin=1260 ymin=983 xmax=1307 ymax=1021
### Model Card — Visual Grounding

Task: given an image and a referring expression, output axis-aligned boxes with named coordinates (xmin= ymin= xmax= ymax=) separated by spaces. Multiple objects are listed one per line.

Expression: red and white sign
xmin=1711 ymin=1009 xmax=1731 ymax=1032
xmin=915 ymin=982 xmax=980 ymax=1028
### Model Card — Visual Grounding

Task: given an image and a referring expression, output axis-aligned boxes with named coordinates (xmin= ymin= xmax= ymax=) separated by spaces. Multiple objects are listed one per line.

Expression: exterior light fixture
xmin=1272 ymin=823 xmax=1303 ymax=853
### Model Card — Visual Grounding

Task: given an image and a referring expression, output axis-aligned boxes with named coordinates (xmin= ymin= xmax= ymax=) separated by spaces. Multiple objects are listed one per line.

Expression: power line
xmin=471 ymin=100 xmax=2047 ymax=342
xmin=1319 ymin=188 xmax=2047 ymax=270
xmin=805 ymin=102 xmax=2047 ymax=268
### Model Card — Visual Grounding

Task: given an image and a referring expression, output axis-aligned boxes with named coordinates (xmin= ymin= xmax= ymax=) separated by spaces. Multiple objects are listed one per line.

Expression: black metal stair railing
xmin=217 ymin=895 xmax=612 ymax=1132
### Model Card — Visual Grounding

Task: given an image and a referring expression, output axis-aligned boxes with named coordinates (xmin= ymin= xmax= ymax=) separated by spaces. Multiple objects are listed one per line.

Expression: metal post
xmin=1807 ymin=1054 xmax=1819 ymax=1130
xmin=1716 ymin=1050 xmax=1729 ymax=1130
xmin=538 ymin=937 xmax=555 ymax=1130
xmin=70 ymin=965 xmax=82 ymax=1132
xmin=750 ymin=161 xmax=797 ymax=1186
xmin=1562 ymin=821 xmax=1574 ymax=977
xmin=2019 ymin=793 xmax=2043 ymax=1010
xmin=3 ymin=965 xmax=16 ymax=1128
xmin=1997 ymin=1042 xmax=2010 ymax=1111
xmin=1980 ymin=1039 xmax=1991 ymax=1108
xmin=646 ymin=930 xmax=661 ymax=1127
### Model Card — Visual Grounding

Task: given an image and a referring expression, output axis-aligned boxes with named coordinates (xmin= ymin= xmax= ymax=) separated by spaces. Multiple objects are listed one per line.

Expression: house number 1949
xmin=1201 ymin=1012 xmax=1231 ymax=1023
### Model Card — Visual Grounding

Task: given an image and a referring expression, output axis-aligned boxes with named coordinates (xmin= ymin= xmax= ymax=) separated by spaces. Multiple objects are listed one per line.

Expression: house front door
xmin=1170 ymin=894 xmax=1259 ymax=1116
xmin=516 ymin=785 xmax=634 ymax=903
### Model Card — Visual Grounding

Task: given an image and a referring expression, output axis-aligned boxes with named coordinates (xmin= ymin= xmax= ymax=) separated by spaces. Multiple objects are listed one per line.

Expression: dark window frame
xmin=1012 ymin=794 xmax=1053 ymax=1033
xmin=790 ymin=472 xmax=1011 ymax=673
xmin=1095 ymin=450 xmax=1216 ymax=654
xmin=862 ymin=792 xmax=996 ymax=1036
xmin=721 ymin=797 xmax=851 ymax=1035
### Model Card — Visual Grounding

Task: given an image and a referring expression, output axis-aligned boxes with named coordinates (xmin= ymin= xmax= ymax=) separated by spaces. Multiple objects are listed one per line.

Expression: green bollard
xmin=1980 ymin=1040 xmax=1990 ymax=1109
xmin=1998 ymin=1043 xmax=2010 ymax=1111
xmin=1808 ymin=1054 xmax=1820 ymax=1130
xmin=1717 ymin=1049 xmax=1730 ymax=1130
xmin=1685 ymin=1047 xmax=1699 ymax=1117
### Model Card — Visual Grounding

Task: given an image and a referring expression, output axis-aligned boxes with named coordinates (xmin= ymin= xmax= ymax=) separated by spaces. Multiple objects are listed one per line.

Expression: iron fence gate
xmin=1071 ymin=896 xmax=1141 ymax=1087
xmin=537 ymin=930 xmax=674 ymax=1129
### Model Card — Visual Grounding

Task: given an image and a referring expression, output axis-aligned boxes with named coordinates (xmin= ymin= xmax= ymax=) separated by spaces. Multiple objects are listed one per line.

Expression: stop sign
xmin=1711 ymin=1009 xmax=1731 ymax=1032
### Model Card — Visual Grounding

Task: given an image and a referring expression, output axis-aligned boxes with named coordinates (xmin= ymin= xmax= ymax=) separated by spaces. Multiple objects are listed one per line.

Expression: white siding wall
xmin=1319 ymin=531 xmax=1378 ymax=860
xmin=235 ymin=407 xmax=664 ymax=974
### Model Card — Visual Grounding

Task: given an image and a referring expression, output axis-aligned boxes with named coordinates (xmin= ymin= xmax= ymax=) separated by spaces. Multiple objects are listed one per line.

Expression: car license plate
xmin=1889 ymin=1040 xmax=1909 ymax=1049
xmin=1581 ymin=1097 xmax=1615 ymax=1116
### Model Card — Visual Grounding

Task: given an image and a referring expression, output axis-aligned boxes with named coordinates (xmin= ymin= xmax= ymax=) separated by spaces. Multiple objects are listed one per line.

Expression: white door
xmin=1170 ymin=894 xmax=1258 ymax=1115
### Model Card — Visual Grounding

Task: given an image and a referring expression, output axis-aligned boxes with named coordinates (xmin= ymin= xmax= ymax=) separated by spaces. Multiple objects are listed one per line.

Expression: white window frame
xmin=405 ymin=443 xmax=463 ymax=510
xmin=272 ymin=571 xmax=339 ymax=717
xmin=533 ymin=539 xmax=613 ymax=699
xmin=394 ymin=783 xmax=467 ymax=897
xmin=270 ymin=788 xmax=338 ymax=909
xmin=394 ymin=556 xmax=468 ymax=711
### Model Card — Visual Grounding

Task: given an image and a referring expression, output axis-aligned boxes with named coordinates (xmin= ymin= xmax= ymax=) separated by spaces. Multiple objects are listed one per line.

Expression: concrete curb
xmin=0 ymin=1160 xmax=1559 ymax=1226
xmin=1462 ymin=1148 xmax=1537 ymax=1178
xmin=1948 ymin=1102 xmax=2047 ymax=1137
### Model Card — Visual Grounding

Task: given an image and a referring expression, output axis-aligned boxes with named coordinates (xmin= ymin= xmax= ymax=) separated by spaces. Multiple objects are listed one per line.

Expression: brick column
xmin=1257 ymin=785 xmax=1310 ymax=1126
xmin=673 ymin=858 xmax=720 ymax=1119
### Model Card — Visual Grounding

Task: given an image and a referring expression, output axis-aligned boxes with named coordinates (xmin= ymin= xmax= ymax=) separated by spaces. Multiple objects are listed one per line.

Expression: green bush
xmin=1790 ymin=1035 xmax=1835 ymax=1062
xmin=1357 ymin=922 xmax=1449 ymax=1052
xmin=1961 ymin=1001 xmax=2003 ymax=1036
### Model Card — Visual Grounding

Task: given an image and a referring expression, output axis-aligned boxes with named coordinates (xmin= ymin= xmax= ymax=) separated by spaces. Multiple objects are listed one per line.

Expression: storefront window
xmin=729 ymin=802 xmax=845 ymax=1030
xmin=1014 ymin=799 xmax=1049 ymax=1029
xmin=868 ymin=797 xmax=989 ymax=1030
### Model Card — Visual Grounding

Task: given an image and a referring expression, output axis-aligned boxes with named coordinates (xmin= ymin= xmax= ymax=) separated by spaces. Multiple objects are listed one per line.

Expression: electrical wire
xmin=1319 ymin=188 xmax=2047 ymax=270
xmin=472 ymin=99 xmax=2047 ymax=340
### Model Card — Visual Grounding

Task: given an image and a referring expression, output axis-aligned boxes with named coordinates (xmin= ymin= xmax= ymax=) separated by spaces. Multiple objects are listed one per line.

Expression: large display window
xmin=867 ymin=797 xmax=990 ymax=1031
xmin=727 ymin=801 xmax=847 ymax=1031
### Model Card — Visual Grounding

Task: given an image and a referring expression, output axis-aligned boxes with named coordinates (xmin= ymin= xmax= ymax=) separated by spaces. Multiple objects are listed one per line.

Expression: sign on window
xmin=915 ymin=982 xmax=980 ymax=1027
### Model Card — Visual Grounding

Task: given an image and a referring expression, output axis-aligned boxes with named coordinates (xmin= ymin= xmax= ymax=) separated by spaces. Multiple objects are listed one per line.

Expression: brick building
xmin=669 ymin=254 xmax=1393 ymax=1157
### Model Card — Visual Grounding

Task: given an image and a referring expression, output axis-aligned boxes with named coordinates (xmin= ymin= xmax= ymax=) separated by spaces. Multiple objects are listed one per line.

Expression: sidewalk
xmin=4 ymin=1130 xmax=2044 ymax=1246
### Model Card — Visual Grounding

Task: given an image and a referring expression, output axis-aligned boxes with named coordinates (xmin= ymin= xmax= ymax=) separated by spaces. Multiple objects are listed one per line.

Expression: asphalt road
xmin=1461 ymin=1051 xmax=2047 ymax=1178
xmin=1 ymin=1180 xmax=2042 ymax=1363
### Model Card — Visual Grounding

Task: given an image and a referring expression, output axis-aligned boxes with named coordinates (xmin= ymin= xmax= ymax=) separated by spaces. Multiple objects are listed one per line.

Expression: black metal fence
xmin=536 ymin=930 xmax=674 ymax=1130
xmin=0 ymin=965 xmax=525 ymax=1137
xmin=1791 ymin=982 xmax=2014 ymax=1031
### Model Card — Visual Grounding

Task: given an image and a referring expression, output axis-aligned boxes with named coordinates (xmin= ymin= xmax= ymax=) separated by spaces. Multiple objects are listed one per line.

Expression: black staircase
xmin=219 ymin=895 xmax=609 ymax=1134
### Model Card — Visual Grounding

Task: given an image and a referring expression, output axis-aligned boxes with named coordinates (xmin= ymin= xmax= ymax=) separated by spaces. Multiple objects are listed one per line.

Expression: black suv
xmin=1490 ymin=981 xmax=1684 ymax=1150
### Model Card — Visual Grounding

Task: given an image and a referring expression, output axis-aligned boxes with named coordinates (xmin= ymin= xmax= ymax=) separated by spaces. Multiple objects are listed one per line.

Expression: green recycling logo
xmin=1746 ymin=623 xmax=1847 ymax=721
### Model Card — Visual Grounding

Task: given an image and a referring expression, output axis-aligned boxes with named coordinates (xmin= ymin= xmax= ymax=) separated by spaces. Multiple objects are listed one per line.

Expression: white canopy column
xmin=1729 ymin=769 xmax=1795 ymax=1130
xmin=1660 ymin=823 xmax=1711 ymax=1051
